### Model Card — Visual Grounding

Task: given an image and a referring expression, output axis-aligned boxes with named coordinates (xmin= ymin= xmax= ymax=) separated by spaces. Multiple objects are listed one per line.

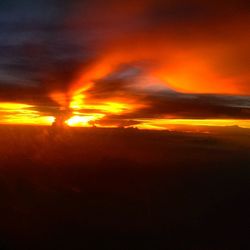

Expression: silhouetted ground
xmin=0 ymin=125 xmax=249 ymax=249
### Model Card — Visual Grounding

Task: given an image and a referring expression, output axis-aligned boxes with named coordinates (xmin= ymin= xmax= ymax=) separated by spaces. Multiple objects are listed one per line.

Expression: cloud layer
xmin=0 ymin=0 xmax=249 ymax=124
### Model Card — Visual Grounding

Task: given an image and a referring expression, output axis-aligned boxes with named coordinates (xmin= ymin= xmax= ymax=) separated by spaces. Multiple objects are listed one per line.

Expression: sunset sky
xmin=0 ymin=0 xmax=249 ymax=128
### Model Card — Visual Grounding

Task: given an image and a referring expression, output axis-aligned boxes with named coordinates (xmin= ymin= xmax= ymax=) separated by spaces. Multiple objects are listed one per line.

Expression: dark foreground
xmin=0 ymin=125 xmax=249 ymax=250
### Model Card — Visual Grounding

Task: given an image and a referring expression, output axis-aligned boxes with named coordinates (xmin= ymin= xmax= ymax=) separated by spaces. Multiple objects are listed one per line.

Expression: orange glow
xmin=1 ymin=115 xmax=55 ymax=126
xmin=50 ymin=92 xmax=69 ymax=110
xmin=155 ymin=55 xmax=241 ymax=94
xmin=70 ymin=93 xmax=86 ymax=110
xmin=54 ymin=54 xmax=249 ymax=129
xmin=0 ymin=102 xmax=55 ymax=126
xmin=58 ymin=79 xmax=147 ymax=127
xmin=65 ymin=96 xmax=142 ymax=127
xmin=1 ymin=102 xmax=249 ymax=130
xmin=136 ymin=119 xmax=250 ymax=130
xmin=50 ymin=25 xmax=249 ymax=128
xmin=0 ymin=102 xmax=33 ymax=111
xmin=65 ymin=114 xmax=104 ymax=127
xmin=70 ymin=99 xmax=137 ymax=114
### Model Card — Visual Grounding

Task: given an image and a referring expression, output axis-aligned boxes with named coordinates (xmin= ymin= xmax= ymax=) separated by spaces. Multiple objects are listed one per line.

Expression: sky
xmin=0 ymin=0 xmax=249 ymax=128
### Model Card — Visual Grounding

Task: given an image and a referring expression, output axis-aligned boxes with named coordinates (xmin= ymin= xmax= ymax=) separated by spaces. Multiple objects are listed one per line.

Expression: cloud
xmin=0 ymin=0 xmax=249 ymax=123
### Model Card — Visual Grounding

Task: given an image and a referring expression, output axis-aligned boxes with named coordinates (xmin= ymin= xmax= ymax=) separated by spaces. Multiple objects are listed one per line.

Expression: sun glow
xmin=1 ymin=100 xmax=249 ymax=130
xmin=136 ymin=119 xmax=250 ymax=130
xmin=0 ymin=102 xmax=33 ymax=110
xmin=0 ymin=102 xmax=55 ymax=126
xmin=68 ymin=89 xmax=139 ymax=114
xmin=71 ymin=101 xmax=134 ymax=114
xmin=61 ymin=83 xmax=145 ymax=127
xmin=65 ymin=114 xmax=104 ymax=127
xmin=70 ymin=93 xmax=85 ymax=110
xmin=50 ymin=84 xmax=250 ymax=130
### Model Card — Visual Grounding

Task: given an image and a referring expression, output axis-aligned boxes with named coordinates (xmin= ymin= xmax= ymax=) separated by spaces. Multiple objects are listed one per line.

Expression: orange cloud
xmin=1 ymin=0 xmax=249 ymax=128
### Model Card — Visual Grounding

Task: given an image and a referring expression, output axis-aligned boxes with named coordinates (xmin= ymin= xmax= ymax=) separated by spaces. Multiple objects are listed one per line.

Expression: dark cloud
xmin=100 ymin=93 xmax=250 ymax=121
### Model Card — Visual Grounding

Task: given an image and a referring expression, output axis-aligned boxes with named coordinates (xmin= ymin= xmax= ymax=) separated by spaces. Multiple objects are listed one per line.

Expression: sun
xmin=65 ymin=114 xmax=105 ymax=127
